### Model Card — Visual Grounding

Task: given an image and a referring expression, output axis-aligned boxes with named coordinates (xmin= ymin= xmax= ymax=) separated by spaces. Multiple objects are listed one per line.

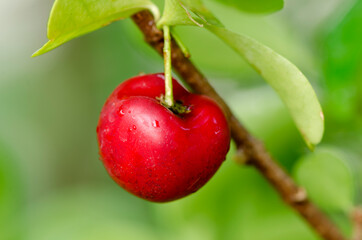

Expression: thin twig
xmin=131 ymin=10 xmax=346 ymax=240
xmin=353 ymin=207 xmax=362 ymax=240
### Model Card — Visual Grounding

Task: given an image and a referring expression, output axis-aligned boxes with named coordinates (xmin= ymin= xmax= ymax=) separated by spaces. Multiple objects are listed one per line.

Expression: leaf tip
xmin=31 ymin=50 xmax=42 ymax=58
xmin=307 ymin=142 xmax=316 ymax=152
xmin=31 ymin=40 xmax=59 ymax=58
xmin=300 ymin=124 xmax=322 ymax=151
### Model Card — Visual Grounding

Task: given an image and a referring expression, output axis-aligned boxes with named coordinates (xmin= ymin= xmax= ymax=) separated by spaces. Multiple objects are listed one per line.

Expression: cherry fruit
xmin=97 ymin=73 xmax=230 ymax=202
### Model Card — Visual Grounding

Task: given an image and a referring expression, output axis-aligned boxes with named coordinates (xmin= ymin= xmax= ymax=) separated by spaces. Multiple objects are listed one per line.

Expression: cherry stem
xmin=163 ymin=25 xmax=174 ymax=108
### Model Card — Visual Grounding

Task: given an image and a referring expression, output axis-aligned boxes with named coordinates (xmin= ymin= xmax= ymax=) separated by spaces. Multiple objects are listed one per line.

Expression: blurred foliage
xmin=0 ymin=0 xmax=361 ymax=239
xmin=25 ymin=186 xmax=158 ymax=240
xmin=322 ymin=0 xmax=362 ymax=124
xmin=210 ymin=0 xmax=284 ymax=14
xmin=0 ymin=142 xmax=24 ymax=240
xmin=294 ymin=147 xmax=354 ymax=212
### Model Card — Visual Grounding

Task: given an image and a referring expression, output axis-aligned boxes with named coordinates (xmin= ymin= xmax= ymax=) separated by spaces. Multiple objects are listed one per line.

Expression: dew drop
xmin=103 ymin=127 xmax=110 ymax=134
xmin=152 ymin=120 xmax=160 ymax=128
xmin=133 ymin=125 xmax=137 ymax=130
xmin=103 ymin=127 xmax=112 ymax=141
xmin=108 ymin=115 xmax=115 ymax=123
xmin=214 ymin=127 xmax=221 ymax=135
xmin=118 ymin=106 xmax=125 ymax=116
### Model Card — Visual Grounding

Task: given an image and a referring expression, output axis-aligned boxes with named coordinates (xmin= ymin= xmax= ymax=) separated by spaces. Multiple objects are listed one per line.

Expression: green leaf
xmin=208 ymin=25 xmax=324 ymax=148
xmin=180 ymin=0 xmax=221 ymax=26
xmin=322 ymin=1 xmax=362 ymax=122
xmin=293 ymin=148 xmax=355 ymax=212
xmin=32 ymin=0 xmax=160 ymax=57
xmin=157 ymin=0 xmax=221 ymax=27
xmin=210 ymin=0 xmax=284 ymax=14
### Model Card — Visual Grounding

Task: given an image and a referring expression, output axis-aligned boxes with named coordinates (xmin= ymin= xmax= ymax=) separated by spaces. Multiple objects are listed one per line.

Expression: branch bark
xmin=131 ymin=10 xmax=346 ymax=240
xmin=353 ymin=208 xmax=362 ymax=240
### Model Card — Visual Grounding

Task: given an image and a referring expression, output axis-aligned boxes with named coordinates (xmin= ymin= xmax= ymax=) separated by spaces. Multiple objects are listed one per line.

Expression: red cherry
xmin=97 ymin=73 xmax=230 ymax=202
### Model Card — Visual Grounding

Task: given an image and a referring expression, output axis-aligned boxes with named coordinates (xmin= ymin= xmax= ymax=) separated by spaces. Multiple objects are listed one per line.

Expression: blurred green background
xmin=1 ymin=0 xmax=361 ymax=239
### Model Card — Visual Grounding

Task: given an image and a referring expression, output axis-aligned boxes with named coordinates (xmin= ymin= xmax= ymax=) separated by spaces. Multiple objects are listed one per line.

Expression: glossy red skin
xmin=97 ymin=73 xmax=230 ymax=202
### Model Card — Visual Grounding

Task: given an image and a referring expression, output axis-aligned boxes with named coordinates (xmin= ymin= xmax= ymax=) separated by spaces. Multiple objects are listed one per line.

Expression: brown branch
xmin=131 ymin=10 xmax=346 ymax=240
xmin=353 ymin=208 xmax=362 ymax=240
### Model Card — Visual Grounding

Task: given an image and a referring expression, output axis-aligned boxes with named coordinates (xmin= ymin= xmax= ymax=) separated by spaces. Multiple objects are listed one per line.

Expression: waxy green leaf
xmin=33 ymin=0 xmax=159 ymax=57
xmin=157 ymin=0 xmax=221 ymax=27
xmin=211 ymin=0 xmax=284 ymax=14
xmin=180 ymin=0 xmax=221 ymax=26
xmin=294 ymin=148 xmax=355 ymax=212
xmin=208 ymin=26 xmax=324 ymax=148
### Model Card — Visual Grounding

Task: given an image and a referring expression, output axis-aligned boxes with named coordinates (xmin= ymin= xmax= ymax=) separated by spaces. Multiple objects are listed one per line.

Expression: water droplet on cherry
xmin=108 ymin=115 xmax=115 ymax=123
xmin=118 ymin=106 xmax=125 ymax=116
xmin=152 ymin=120 xmax=160 ymax=128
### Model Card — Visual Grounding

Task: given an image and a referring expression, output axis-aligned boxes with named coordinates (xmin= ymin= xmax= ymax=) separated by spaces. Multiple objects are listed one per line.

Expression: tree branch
xmin=353 ymin=208 xmax=362 ymax=240
xmin=131 ymin=10 xmax=346 ymax=240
